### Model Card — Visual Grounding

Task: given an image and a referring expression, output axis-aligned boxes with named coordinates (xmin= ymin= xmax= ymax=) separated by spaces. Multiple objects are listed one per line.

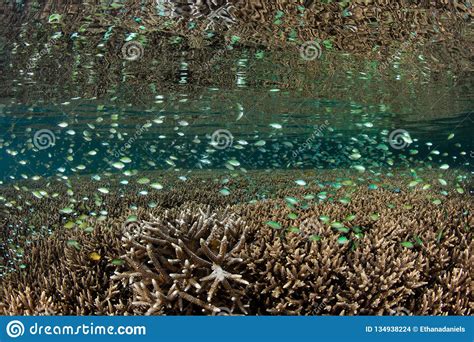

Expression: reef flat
xmin=0 ymin=169 xmax=472 ymax=315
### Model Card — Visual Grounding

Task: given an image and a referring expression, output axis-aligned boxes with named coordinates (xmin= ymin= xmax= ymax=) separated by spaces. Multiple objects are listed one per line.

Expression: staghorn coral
xmin=0 ymin=222 xmax=130 ymax=315
xmin=0 ymin=170 xmax=472 ymax=315
xmin=234 ymin=183 xmax=473 ymax=315
xmin=113 ymin=205 xmax=250 ymax=315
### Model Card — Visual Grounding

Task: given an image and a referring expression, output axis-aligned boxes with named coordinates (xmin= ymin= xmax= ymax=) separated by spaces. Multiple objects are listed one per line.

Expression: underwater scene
xmin=0 ymin=0 xmax=472 ymax=316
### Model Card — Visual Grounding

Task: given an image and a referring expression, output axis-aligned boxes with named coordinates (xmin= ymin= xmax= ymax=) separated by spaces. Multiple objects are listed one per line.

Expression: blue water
xmin=0 ymin=98 xmax=472 ymax=184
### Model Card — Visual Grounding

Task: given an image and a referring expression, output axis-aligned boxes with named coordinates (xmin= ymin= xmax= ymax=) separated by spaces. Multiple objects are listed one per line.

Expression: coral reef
xmin=0 ymin=170 xmax=472 ymax=315
xmin=0 ymin=223 xmax=129 ymax=315
xmin=236 ymin=189 xmax=473 ymax=315
xmin=113 ymin=205 xmax=250 ymax=315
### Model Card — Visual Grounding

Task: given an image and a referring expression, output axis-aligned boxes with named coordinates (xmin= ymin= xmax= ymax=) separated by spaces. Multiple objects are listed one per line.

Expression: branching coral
xmin=233 ymin=181 xmax=473 ymax=315
xmin=113 ymin=205 xmax=250 ymax=315
xmin=0 ymin=170 xmax=472 ymax=316
xmin=0 ymin=224 xmax=130 ymax=315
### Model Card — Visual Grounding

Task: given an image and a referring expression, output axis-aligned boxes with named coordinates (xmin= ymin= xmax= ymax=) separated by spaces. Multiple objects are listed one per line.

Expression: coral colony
xmin=0 ymin=0 xmax=472 ymax=317
xmin=0 ymin=170 xmax=471 ymax=315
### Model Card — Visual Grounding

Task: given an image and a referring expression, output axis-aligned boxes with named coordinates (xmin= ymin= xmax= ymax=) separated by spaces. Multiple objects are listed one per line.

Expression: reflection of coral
xmin=157 ymin=0 xmax=237 ymax=29
xmin=113 ymin=205 xmax=250 ymax=315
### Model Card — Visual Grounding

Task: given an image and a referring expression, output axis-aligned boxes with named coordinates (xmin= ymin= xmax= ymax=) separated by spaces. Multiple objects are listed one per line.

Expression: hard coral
xmin=0 ymin=170 xmax=472 ymax=316
xmin=0 ymin=224 xmax=129 ymax=315
xmin=113 ymin=205 xmax=250 ymax=315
